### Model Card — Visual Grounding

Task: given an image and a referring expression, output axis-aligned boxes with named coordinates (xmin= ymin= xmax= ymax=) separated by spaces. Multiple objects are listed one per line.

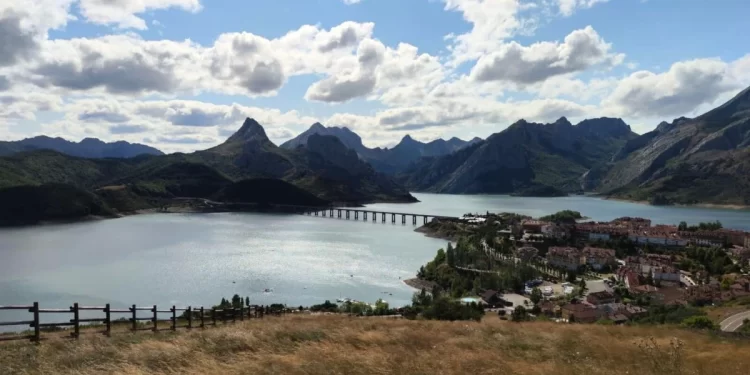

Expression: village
xmin=445 ymin=212 xmax=750 ymax=326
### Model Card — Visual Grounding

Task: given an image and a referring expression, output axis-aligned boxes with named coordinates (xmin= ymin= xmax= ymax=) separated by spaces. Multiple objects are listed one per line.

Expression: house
xmin=538 ymin=301 xmax=560 ymax=317
xmin=582 ymin=247 xmax=617 ymax=270
xmin=628 ymin=227 xmax=688 ymax=247
xmin=586 ymin=291 xmax=616 ymax=305
xmin=612 ymin=217 xmax=652 ymax=229
xmin=521 ymin=220 xmax=547 ymax=233
xmin=620 ymin=305 xmax=648 ymax=320
xmin=541 ymin=223 xmax=568 ymax=239
xmin=561 ymin=303 xmax=602 ymax=323
xmin=617 ymin=267 xmax=640 ymax=289
xmin=608 ymin=313 xmax=629 ymax=324
xmin=631 ymin=285 xmax=659 ymax=294
xmin=679 ymin=231 xmax=725 ymax=247
xmin=546 ymin=247 xmax=584 ymax=271
xmin=481 ymin=290 xmax=502 ymax=307
xmin=624 ymin=256 xmax=680 ymax=282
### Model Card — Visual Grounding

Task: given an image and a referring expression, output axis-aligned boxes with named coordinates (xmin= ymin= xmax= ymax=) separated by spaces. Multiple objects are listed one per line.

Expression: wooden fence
xmin=0 ymin=302 xmax=277 ymax=343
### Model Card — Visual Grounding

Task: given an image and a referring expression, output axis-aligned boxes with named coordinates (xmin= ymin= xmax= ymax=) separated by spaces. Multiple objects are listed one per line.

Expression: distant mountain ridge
xmin=0 ymin=118 xmax=417 ymax=216
xmin=595 ymin=85 xmax=750 ymax=205
xmin=0 ymin=136 xmax=163 ymax=158
xmin=281 ymin=123 xmax=482 ymax=174
xmin=396 ymin=117 xmax=637 ymax=196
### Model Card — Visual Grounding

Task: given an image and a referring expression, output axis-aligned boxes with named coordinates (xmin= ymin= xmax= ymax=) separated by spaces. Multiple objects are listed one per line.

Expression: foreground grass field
xmin=2 ymin=315 xmax=749 ymax=375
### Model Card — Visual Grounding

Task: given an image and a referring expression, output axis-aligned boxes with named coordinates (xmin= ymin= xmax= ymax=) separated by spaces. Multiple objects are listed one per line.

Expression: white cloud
xmin=557 ymin=0 xmax=609 ymax=17
xmin=470 ymin=26 xmax=623 ymax=84
xmin=442 ymin=0 xmax=522 ymax=65
xmin=602 ymin=56 xmax=749 ymax=118
xmin=77 ymin=0 xmax=202 ymax=30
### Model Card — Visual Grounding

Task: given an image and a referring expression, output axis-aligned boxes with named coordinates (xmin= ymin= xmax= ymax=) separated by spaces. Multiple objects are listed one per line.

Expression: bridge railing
xmin=0 ymin=302 xmax=282 ymax=343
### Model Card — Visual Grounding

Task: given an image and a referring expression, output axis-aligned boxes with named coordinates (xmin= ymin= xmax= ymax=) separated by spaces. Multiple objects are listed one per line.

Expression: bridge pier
xmin=346 ymin=210 xmax=350 ymax=219
xmin=424 ymin=216 xmax=428 ymax=224
xmin=355 ymin=211 xmax=359 ymax=220
xmin=382 ymin=213 xmax=386 ymax=223
xmin=322 ymin=210 xmax=325 ymax=217
xmin=413 ymin=215 xmax=417 ymax=225
xmin=373 ymin=212 xmax=377 ymax=222
xmin=330 ymin=209 xmax=333 ymax=217
xmin=338 ymin=209 xmax=341 ymax=218
xmin=363 ymin=212 xmax=367 ymax=220
xmin=402 ymin=214 xmax=406 ymax=224
xmin=392 ymin=214 xmax=396 ymax=223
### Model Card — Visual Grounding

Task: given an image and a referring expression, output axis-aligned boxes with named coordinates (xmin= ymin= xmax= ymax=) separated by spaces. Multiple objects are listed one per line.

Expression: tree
xmin=232 ymin=294 xmax=242 ymax=308
xmin=681 ymin=316 xmax=718 ymax=330
xmin=677 ymin=221 xmax=689 ymax=231
xmin=245 ymin=297 xmax=250 ymax=307
xmin=566 ymin=271 xmax=577 ymax=283
xmin=530 ymin=287 xmax=543 ymax=306
xmin=511 ymin=306 xmax=528 ymax=322
xmin=578 ymin=278 xmax=587 ymax=297
xmin=446 ymin=243 xmax=456 ymax=267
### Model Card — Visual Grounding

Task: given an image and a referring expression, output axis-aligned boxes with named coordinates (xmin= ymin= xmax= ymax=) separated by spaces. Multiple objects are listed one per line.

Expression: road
xmin=720 ymin=310 xmax=750 ymax=332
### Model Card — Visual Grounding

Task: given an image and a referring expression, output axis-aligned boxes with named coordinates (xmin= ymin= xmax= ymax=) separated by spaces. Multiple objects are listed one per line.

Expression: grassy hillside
xmin=1 ymin=315 xmax=749 ymax=374
xmin=213 ymin=178 xmax=330 ymax=206
xmin=0 ymin=184 xmax=116 ymax=225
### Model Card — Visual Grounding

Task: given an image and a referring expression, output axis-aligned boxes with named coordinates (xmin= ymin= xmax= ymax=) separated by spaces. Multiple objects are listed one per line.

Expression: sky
xmin=1 ymin=0 xmax=749 ymax=153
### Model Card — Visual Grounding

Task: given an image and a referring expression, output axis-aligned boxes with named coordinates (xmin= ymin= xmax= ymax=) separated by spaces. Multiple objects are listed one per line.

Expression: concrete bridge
xmin=273 ymin=205 xmax=457 ymax=225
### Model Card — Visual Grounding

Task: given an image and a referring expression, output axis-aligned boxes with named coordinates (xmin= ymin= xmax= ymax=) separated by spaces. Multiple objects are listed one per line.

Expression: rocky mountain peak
xmin=226 ymin=118 xmax=270 ymax=144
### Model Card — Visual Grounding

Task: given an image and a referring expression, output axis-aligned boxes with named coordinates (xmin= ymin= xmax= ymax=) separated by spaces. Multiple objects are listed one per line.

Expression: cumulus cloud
xmin=557 ymin=0 xmax=609 ymax=17
xmin=77 ymin=0 xmax=202 ymax=30
xmin=470 ymin=26 xmax=623 ymax=84
xmin=0 ymin=12 xmax=40 ymax=67
xmin=109 ymin=124 xmax=148 ymax=134
xmin=0 ymin=75 xmax=11 ymax=91
xmin=442 ymin=0 xmax=522 ymax=65
xmin=602 ymin=57 xmax=746 ymax=118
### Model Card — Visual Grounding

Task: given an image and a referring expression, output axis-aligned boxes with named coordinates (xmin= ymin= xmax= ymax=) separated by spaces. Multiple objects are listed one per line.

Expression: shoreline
xmin=604 ymin=197 xmax=750 ymax=211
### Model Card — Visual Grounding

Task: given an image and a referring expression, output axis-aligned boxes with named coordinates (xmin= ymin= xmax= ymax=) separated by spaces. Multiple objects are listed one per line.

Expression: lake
xmin=1 ymin=193 xmax=748 ymax=329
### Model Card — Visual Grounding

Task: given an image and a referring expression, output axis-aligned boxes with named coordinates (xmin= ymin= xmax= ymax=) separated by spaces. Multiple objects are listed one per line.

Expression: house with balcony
xmin=582 ymin=247 xmax=617 ymax=271
xmin=546 ymin=247 xmax=584 ymax=271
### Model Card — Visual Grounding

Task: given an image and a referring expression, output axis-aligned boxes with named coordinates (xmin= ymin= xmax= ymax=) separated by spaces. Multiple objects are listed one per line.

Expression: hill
xmin=0 ymin=136 xmax=163 ymax=158
xmin=1 ymin=315 xmax=748 ymax=375
xmin=396 ymin=117 xmax=637 ymax=195
xmin=598 ymin=86 xmax=750 ymax=205
xmin=213 ymin=178 xmax=330 ymax=206
xmin=0 ymin=118 xmax=415 ymax=223
xmin=281 ymin=123 xmax=480 ymax=174
xmin=0 ymin=183 xmax=115 ymax=226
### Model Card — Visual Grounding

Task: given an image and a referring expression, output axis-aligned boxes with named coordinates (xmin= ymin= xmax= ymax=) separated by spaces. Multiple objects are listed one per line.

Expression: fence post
xmin=171 ymin=305 xmax=176 ymax=332
xmin=200 ymin=307 xmax=205 ymax=328
xmin=240 ymin=305 xmax=244 ymax=321
xmin=187 ymin=306 xmax=192 ymax=329
xmin=232 ymin=308 xmax=237 ymax=323
xmin=211 ymin=307 xmax=216 ymax=326
xmin=104 ymin=304 xmax=111 ymax=337
xmin=152 ymin=305 xmax=158 ymax=333
xmin=131 ymin=304 xmax=137 ymax=332
xmin=72 ymin=302 xmax=80 ymax=339
xmin=32 ymin=302 xmax=40 ymax=343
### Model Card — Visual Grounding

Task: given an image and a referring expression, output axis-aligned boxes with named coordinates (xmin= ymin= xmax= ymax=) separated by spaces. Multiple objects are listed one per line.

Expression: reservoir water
xmin=1 ymin=193 xmax=748 ymax=329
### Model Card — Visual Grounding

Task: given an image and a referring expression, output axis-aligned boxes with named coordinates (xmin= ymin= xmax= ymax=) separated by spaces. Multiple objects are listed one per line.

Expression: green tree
xmin=530 ymin=287 xmax=543 ymax=306
xmin=511 ymin=306 xmax=528 ymax=322
xmin=231 ymin=294 xmax=242 ymax=308
xmin=681 ymin=316 xmax=718 ymax=330
xmin=678 ymin=221 xmax=688 ymax=231
xmin=446 ymin=243 xmax=456 ymax=267
xmin=245 ymin=296 xmax=250 ymax=307
xmin=567 ymin=271 xmax=577 ymax=283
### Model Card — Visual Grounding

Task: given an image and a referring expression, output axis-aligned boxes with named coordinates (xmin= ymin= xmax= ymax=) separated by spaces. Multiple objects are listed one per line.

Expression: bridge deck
xmin=273 ymin=204 xmax=457 ymax=219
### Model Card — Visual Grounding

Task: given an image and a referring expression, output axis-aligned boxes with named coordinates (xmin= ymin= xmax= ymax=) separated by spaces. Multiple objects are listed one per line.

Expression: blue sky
xmin=2 ymin=0 xmax=749 ymax=152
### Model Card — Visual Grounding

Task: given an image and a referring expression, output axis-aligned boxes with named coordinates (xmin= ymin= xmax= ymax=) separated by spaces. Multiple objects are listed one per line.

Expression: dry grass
xmin=2 ymin=315 xmax=749 ymax=375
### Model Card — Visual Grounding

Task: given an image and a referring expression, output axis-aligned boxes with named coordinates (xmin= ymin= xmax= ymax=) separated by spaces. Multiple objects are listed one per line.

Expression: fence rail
xmin=0 ymin=302 xmax=282 ymax=343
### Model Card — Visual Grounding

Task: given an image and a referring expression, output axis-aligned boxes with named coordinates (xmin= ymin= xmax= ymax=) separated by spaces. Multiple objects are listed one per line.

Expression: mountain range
xmin=394 ymin=117 xmax=637 ymax=195
xmin=0 ymin=136 xmax=163 ymax=158
xmin=281 ymin=123 xmax=481 ymax=174
xmin=594 ymin=86 xmax=750 ymax=205
xmin=0 ymin=118 xmax=417 ymax=224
